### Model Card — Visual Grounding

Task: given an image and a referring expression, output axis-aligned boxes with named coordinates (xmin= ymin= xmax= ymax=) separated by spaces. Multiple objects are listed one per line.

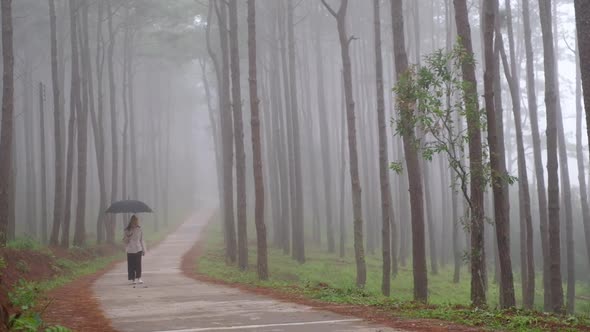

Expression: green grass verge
xmin=195 ymin=221 xmax=590 ymax=332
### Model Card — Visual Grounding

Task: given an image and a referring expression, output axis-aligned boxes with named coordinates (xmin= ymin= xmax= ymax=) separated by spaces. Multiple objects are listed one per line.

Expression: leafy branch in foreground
xmin=392 ymin=44 xmax=517 ymax=216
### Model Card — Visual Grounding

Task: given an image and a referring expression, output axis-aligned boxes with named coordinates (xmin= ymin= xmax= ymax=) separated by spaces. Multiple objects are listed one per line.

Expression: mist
xmin=0 ymin=0 xmax=589 ymax=317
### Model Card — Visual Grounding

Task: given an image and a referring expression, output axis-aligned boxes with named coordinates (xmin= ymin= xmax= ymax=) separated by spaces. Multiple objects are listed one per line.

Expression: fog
xmin=1 ymin=0 xmax=589 ymax=314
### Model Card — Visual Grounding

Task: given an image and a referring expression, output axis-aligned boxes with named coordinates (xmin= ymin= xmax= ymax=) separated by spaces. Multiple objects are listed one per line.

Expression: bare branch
xmin=347 ymin=35 xmax=358 ymax=46
xmin=320 ymin=0 xmax=338 ymax=18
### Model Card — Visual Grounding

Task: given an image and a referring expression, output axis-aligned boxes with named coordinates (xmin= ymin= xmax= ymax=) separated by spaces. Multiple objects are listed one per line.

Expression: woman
xmin=123 ymin=215 xmax=146 ymax=285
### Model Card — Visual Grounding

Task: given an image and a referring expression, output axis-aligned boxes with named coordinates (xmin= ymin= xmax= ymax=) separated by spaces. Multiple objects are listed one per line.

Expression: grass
xmin=196 ymin=221 xmax=590 ymax=331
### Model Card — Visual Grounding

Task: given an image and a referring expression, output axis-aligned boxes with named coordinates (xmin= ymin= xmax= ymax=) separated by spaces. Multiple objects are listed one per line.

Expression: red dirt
xmin=179 ymin=232 xmax=483 ymax=332
xmin=0 ymin=246 xmax=122 ymax=331
xmin=42 ymin=260 xmax=119 ymax=332
xmin=0 ymin=247 xmax=63 ymax=329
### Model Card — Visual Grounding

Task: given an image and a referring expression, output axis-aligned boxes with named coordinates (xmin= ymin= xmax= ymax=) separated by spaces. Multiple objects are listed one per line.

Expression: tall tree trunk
xmin=575 ymin=36 xmax=590 ymax=284
xmin=61 ymin=82 xmax=76 ymax=247
xmin=200 ymin=59 xmax=224 ymax=228
xmin=287 ymin=0 xmax=305 ymax=263
xmin=23 ymin=56 xmax=37 ymax=238
xmin=211 ymin=0 xmax=236 ymax=264
xmin=106 ymin=0 xmax=118 ymax=244
xmin=551 ymin=13 xmax=575 ymax=313
xmin=321 ymin=0 xmax=367 ymax=288
xmin=373 ymin=0 xmax=391 ymax=296
xmin=93 ymin=0 xmax=107 ymax=244
xmin=267 ymin=9 xmax=288 ymax=251
xmin=74 ymin=0 xmax=88 ymax=247
xmin=121 ymin=7 xmax=130 ymax=208
xmin=49 ymin=0 xmax=64 ymax=246
xmin=482 ymin=0 xmax=515 ymax=308
xmin=228 ymin=0 xmax=248 ymax=270
xmin=391 ymin=0 xmax=428 ymax=302
xmin=523 ymin=0 xmax=551 ymax=310
xmin=20 ymin=55 xmax=36 ymax=239
xmin=497 ymin=8 xmax=535 ymax=308
xmin=576 ymin=1 xmax=590 ymax=166
xmin=452 ymin=162 xmax=461 ymax=283
xmin=398 ymin=136 xmax=409 ymax=268
xmin=247 ymin=0 xmax=268 ymax=280
xmin=423 ymin=166 xmax=438 ymax=275
xmin=338 ymin=79 xmax=347 ymax=259
xmin=453 ymin=0 xmax=486 ymax=307
xmin=313 ymin=17 xmax=335 ymax=254
xmin=278 ymin=5 xmax=293 ymax=256
xmin=0 ymin=0 xmax=13 ymax=247
xmin=62 ymin=0 xmax=81 ymax=248
xmin=39 ymin=82 xmax=48 ymax=244
xmin=7 ymin=139 xmax=15 ymax=241
xmin=127 ymin=28 xmax=138 ymax=200
xmin=538 ymin=0 xmax=564 ymax=313
xmin=556 ymin=87 xmax=575 ymax=314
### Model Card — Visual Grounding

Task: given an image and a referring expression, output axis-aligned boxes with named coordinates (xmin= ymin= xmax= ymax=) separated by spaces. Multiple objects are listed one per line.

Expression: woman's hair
xmin=125 ymin=215 xmax=139 ymax=231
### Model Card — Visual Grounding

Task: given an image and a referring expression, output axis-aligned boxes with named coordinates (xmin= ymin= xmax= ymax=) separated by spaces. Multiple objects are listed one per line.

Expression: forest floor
xmin=190 ymin=221 xmax=590 ymax=332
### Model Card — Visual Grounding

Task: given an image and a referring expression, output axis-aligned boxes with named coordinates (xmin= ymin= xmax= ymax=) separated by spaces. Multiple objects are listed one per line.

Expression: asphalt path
xmin=93 ymin=210 xmax=404 ymax=332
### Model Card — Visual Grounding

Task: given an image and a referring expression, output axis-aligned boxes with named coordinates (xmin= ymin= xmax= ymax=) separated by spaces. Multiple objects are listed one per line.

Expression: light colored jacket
xmin=123 ymin=227 xmax=146 ymax=254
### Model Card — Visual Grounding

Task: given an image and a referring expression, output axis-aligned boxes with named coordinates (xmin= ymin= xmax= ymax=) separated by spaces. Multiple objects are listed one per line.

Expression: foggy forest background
xmin=0 ymin=0 xmax=590 ymax=317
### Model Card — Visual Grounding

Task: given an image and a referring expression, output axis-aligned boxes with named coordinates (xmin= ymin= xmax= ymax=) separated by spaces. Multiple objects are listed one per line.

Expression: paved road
xmin=93 ymin=211 xmax=403 ymax=332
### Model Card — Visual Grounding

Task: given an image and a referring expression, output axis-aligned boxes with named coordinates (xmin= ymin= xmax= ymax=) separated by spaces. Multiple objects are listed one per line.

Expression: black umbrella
xmin=106 ymin=200 xmax=153 ymax=214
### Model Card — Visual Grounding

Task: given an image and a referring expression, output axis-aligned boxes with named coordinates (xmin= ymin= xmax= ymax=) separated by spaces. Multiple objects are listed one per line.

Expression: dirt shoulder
xmin=42 ymin=259 xmax=120 ymax=332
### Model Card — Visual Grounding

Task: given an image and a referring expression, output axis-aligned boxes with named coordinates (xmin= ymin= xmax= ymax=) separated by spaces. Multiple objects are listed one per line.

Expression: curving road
xmin=93 ymin=211 xmax=404 ymax=332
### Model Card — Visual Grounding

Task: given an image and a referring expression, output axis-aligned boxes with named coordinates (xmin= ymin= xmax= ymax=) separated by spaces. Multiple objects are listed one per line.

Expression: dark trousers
xmin=127 ymin=252 xmax=142 ymax=280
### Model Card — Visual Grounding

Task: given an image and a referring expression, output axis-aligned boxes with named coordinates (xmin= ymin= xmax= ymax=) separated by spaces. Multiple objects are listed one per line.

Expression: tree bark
xmin=39 ymin=82 xmax=48 ymax=244
xmin=267 ymin=8 xmax=289 ymax=252
xmin=23 ymin=55 xmax=37 ymax=238
xmin=127 ymin=23 xmax=138 ymax=200
xmin=338 ymin=80 xmax=347 ymax=259
xmin=61 ymin=0 xmax=81 ymax=248
xmin=211 ymin=0 xmax=237 ymax=264
xmin=278 ymin=5 xmax=294 ymax=256
xmin=497 ymin=4 xmax=534 ymax=308
xmin=538 ymin=0 xmax=564 ymax=313
xmin=49 ymin=0 xmax=64 ymax=246
xmin=574 ymin=35 xmax=590 ymax=288
xmin=321 ymin=0 xmax=366 ymax=288
xmin=373 ymin=0 xmax=391 ymax=296
xmin=247 ymin=0 xmax=268 ymax=280
xmin=228 ymin=0 xmax=248 ymax=270
xmin=523 ymin=0 xmax=551 ymax=310
xmin=7 ymin=139 xmax=15 ymax=241
xmin=106 ymin=0 xmax=118 ymax=244
xmin=453 ymin=0 xmax=486 ymax=307
xmin=482 ymin=0 xmax=515 ymax=308
xmin=423 ymin=165 xmax=438 ymax=275
xmin=556 ymin=86 xmax=575 ymax=314
xmin=73 ymin=0 xmax=88 ymax=247
xmin=313 ymin=16 xmax=335 ymax=254
xmin=0 ymin=0 xmax=13 ymax=247
xmin=287 ymin=0 xmax=305 ymax=264
xmin=93 ymin=0 xmax=107 ymax=244
xmin=576 ymin=0 xmax=590 ymax=169
xmin=391 ymin=0 xmax=427 ymax=302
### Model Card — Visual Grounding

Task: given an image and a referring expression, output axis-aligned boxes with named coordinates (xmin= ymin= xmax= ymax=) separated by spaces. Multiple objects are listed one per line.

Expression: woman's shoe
xmin=138 ymin=279 xmax=143 ymax=284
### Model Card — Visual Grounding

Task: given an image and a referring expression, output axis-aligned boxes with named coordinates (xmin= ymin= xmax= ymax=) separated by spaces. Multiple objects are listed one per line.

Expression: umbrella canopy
xmin=106 ymin=200 xmax=153 ymax=214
